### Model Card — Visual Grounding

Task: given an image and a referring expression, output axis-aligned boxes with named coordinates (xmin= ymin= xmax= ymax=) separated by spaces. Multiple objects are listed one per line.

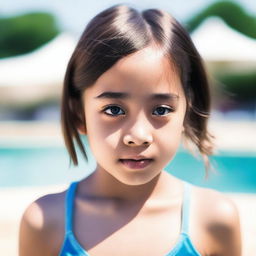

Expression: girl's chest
xmin=73 ymin=202 xmax=182 ymax=256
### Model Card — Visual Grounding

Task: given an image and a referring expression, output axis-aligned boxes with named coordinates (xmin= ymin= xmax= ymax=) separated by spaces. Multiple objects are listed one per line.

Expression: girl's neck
xmin=78 ymin=167 xmax=181 ymax=204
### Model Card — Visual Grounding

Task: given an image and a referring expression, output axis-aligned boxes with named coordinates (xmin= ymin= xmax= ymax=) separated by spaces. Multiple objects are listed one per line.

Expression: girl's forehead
xmin=87 ymin=46 xmax=183 ymax=95
xmin=118 ymin=46 xmax=165 ymax=66
xmin=114 ymin=47 xmax=180 ymax=83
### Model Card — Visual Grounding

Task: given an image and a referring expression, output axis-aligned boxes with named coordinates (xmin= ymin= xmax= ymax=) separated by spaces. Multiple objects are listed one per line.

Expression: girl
xmin=19 ymin=4 xmax=241 ymax=256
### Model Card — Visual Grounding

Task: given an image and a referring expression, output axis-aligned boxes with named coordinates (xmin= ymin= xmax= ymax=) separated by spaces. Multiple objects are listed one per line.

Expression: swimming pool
xmin=1 ymin=141 xmax=256 ymax=193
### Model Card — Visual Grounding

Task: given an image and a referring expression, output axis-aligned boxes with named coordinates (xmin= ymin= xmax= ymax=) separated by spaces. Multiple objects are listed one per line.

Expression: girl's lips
xmin=119 ymin=159 xmax=153 ymax=169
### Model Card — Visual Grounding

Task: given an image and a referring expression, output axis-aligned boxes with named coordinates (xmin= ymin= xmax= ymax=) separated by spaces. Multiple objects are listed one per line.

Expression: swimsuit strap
xmin=181 ymin=182 xmax=191 ymax=235
xmin=65 ymin=181 xmax=79 ymax=234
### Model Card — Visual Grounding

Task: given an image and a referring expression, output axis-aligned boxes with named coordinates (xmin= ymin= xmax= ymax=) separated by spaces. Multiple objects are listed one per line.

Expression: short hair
xmin=61 ymin=4 xmax=214 ymax=170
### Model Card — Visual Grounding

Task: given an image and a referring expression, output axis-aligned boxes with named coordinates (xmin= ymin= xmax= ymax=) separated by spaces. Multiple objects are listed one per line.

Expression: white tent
xmin=191 ymin=17 xmax=256 ymax=62
xmin=0 ymin=33 xmax=77 ymax=104
xmin=0 ymin=33 xmax=77 ymax=87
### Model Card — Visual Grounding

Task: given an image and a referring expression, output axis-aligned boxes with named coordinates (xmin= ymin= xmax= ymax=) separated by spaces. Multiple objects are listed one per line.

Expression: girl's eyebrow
xmin=95 ymin=91 xmax=179 ymax=100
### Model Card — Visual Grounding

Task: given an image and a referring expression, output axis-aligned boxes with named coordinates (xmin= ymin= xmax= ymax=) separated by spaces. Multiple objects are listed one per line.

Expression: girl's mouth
xmin=119 ymin=159 xmax=153 ymax=169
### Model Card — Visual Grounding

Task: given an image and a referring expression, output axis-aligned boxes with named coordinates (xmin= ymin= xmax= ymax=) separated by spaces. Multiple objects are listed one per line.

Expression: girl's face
xmin=82 ymin=47 xmax=186 ymax=186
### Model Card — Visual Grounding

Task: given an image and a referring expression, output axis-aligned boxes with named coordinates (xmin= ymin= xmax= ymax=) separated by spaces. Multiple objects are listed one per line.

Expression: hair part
xmin=61 ymin=4 xmax=215 ymax=171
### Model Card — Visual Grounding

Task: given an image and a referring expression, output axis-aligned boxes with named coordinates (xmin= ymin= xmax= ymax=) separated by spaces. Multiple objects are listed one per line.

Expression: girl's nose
xmin=123 ymin=134 xmax=153 ymax=146
xmin=123 ymin=119 xmax=153 ymax=147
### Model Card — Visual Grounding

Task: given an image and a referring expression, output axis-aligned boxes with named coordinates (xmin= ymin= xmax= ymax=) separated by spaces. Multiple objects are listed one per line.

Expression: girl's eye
xmin=103 ymin=106 xmax=125 ymax=116
xmin=152 ymin=106 xmax=173 ymax=116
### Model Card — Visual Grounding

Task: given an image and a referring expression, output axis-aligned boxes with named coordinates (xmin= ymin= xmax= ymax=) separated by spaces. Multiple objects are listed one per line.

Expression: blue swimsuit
xmin=59 ymin=181 xmax=201 ymax=256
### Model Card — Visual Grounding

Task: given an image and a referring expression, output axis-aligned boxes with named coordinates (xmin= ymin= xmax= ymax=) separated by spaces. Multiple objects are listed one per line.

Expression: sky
xmin=1 ymin=0 xmax=256 ymax=35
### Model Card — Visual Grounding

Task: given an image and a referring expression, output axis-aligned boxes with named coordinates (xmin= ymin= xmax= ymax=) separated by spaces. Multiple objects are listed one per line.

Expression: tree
xmin=185 ymin=0 xmax=256 ymax=39
xmin=0 ymin=12 xmax=60 ymax=58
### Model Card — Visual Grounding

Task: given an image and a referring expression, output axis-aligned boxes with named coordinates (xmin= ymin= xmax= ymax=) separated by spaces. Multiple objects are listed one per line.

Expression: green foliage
xmin=186 ymin=0 xmax=256 ymax=39
xmin=217 ymin=71 xmax=256 ymax=101
xmin=0 ymin=12 xmax=60 ymax=58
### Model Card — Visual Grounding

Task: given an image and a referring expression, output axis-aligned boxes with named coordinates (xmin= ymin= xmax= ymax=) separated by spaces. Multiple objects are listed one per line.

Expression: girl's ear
xmin=77 ymin=123 xmax=87 ymax=135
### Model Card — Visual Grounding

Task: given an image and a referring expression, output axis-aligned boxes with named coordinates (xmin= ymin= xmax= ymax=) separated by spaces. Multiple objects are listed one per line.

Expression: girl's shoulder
xmin=190 ymin=185 xmax=241 ymax=255
xmin=19 ymin=188 xmax=68 ymax=256
xmin=191 ymin=185 xmax=239 ymax=225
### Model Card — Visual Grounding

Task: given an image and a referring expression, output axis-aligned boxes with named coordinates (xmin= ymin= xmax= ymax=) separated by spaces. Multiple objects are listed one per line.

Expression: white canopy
xmin=0 ymin=33 xmax=77 ymax=87
xmin=191 ymin=17 xmax=256 ymax=62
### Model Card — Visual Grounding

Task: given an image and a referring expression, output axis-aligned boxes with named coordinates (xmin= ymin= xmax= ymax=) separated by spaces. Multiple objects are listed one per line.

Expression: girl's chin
xmin=113 ymin=170 xmax=161 ymax=187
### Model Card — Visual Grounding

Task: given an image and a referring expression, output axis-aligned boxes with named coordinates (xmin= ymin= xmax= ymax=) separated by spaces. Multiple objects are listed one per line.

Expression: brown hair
xmin=61 ymin=4 xmax=214 ymax=170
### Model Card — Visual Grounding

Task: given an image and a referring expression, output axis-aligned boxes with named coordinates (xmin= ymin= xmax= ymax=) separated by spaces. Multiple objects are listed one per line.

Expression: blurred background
xmin=1 ymin=0 xmax=256 ymax=122
xmin=0 ymin=0 xmax=256 ymax=255
xmin=1 ymin=0 xmax=256 ymax=189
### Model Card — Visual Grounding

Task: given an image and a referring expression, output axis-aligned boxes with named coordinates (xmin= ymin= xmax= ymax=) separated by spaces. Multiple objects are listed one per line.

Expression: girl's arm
xmin=19 ymin=193 xmax=64 ymax=256
xmin=209 ymin=197 xmax=241 ymax=256
xmin=193 ymin=188 xmax=242 ymax=256
xmin=19 ymin=201 xmax=50 ymax=256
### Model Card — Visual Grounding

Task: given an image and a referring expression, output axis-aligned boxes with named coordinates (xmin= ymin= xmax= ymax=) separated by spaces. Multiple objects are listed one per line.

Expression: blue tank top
xmin=59 ymin=181 xmax=201 ymax=256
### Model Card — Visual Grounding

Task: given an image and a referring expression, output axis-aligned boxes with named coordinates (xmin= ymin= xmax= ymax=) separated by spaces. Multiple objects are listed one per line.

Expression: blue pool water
xmin=0 ymin=142 xmax=256 ymax=193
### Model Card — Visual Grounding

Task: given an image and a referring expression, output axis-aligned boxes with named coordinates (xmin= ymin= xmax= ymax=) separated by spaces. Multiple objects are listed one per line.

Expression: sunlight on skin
xmin=24 ymin=202 xmax=44 ymax=230
xmin=81 ymin=45 xmax=186 ymax=201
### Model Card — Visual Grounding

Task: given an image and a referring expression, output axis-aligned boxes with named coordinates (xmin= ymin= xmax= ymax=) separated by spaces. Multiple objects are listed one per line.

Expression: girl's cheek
xmin=88 ymin=118 xmax=121 ymax=141
xmin=99 ymin=117 xmax=123 ymax=129
xmin=105 ymin=132 xmax=122 ymax=147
